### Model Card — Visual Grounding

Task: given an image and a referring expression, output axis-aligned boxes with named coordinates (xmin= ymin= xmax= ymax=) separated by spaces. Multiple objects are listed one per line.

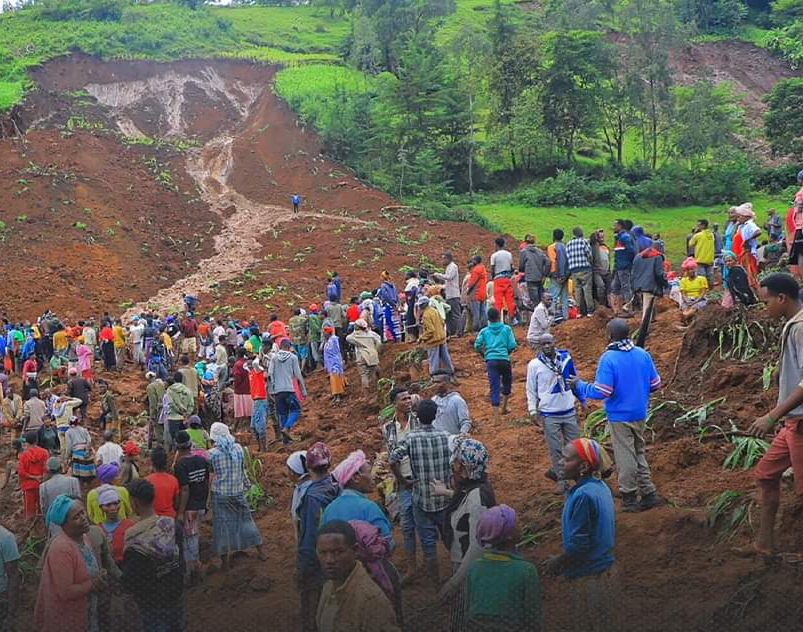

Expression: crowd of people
xmin=3 ymin=176 xmax=803 ymax=631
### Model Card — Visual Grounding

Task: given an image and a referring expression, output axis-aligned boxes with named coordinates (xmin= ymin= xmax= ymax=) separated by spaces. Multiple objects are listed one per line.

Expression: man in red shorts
xmin=748 ymin=273 xmax=803 ymax=556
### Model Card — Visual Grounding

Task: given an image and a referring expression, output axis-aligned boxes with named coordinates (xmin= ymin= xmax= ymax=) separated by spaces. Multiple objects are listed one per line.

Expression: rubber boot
xmin=639 ymin=491 xmax=666 ymax=511
xmin=501 ymin=395 xmax=510 ymax=415
xmin=492 ymin=406 xmax=501 ymax=424
xmin=621 ymin=491 xmax=641 ymax=513
xmin=425 ymin=558 xmax=441 ymax=588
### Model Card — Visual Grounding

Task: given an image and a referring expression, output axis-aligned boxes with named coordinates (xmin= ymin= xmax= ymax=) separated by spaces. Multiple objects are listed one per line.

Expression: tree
xmin=539 ymin=31 xmax=612 ymax=162
xmin=443 ymin=21 xmax=490 ymax=194
xmin=600 ymin=52 xmax=641 ymax=164
xmin=348 ymin=15 xmax=383 ymax=73
xmin=765 ymin=77 xmax=803 ymax=155
xmin=671 ymin=80 xmax=745 ymax=160
xmin=618 ymin=0 xmax=680 ymax=169
xmin=487 ymin=34 xmax=541 ymax=170
xmin=679 ymin=0 xmax=746 ymax=33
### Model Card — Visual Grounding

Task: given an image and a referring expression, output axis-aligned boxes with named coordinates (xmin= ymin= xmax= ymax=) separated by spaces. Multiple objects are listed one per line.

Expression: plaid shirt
xmin=209 ymin=445 xmax=249 ymax=496
xmin=566 ymin=237 xmax=593 ymax=273
xmin=390 ymin=425 xmax=451 ymax=512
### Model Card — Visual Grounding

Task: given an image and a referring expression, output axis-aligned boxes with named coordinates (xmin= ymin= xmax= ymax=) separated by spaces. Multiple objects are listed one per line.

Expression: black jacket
xmin=631 ymin=250 xmax=667 ymax=294
xmin=518 ymin=245 xmax=551 ymax=283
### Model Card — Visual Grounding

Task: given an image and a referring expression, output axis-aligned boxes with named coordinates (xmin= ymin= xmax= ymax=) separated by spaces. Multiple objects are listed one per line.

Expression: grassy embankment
xmin=473 ymin=193 xmax=790 ymax=263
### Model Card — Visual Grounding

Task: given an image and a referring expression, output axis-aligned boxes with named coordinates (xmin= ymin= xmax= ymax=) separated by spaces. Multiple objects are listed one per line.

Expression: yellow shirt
xmin=53 ymin=330 xmax=68 ymax=352
xmin=86 ymin=485 xmax=133 ymax=524
xmin=162 ymin=332 xmax=173 ymax=351
xmin=113 ymin=326 xmax=126 ymax=349
xmin=680 ymin=275 xmax=709 ymax=299
xmin=689 ymin=230 xmax=715 ymax=265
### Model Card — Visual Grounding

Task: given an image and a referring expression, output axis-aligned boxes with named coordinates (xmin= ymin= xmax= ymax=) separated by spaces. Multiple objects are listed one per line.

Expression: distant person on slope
xmin=745 ymin=274 xmax=803 ymax=558
xmin=490 ymin=237 xmax=517 ymax=323
xmin=570 ymin=319 xmax=665 ymax=512
xmin=292 ymin=194 xmax=301 ymax=214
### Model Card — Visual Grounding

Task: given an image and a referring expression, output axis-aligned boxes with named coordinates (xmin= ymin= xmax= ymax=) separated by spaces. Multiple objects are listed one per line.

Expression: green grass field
xmin=473 ymin=193 xmax=790 ymax=264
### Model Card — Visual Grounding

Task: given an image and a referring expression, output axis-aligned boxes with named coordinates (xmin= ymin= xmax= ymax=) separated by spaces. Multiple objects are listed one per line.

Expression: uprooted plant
xmin=723 ymin=435 xmax=770 ymax=470
xmin=706 ymin=490 xmax=755 ymax=543
xmin=709 ymin=313 xmax=780 ymax=364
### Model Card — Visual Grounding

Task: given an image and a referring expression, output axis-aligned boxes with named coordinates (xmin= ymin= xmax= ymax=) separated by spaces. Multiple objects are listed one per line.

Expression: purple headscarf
xmin=348 ymin=520 xmax=394 ymax=601
xmin=97 ymin=462 xmax=120 ymax=484
xmin=477 ymin=504 xmax=517 ymax=547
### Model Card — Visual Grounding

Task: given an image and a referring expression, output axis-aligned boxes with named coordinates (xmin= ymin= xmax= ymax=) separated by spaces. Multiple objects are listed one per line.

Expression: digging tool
xmin=635 ymin=295 xmax=656 ymax=348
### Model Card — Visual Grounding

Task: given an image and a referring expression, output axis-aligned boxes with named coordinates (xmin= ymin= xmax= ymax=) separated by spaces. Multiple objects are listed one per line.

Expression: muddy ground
xmin=1 ymin=52 xmax=803 ymax=631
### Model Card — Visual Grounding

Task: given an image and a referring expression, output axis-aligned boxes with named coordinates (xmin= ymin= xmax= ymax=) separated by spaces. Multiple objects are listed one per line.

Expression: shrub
xmin=37 ymin=0 xmax=127 ymax=21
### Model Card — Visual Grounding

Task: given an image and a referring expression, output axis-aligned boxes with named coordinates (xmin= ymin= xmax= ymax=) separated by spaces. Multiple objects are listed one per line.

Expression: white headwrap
xmin=210 ymin=422 xmax=232 ymax=443
xmin=286 ymin=450 xmax=308 ymax=476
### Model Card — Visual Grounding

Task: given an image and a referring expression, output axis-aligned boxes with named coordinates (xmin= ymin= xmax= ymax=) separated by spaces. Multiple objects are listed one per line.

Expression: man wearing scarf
xmin=527 ymin=334 xmax=584 ymax=494
xmin=571 ymin=319 xmax=664 ymax=513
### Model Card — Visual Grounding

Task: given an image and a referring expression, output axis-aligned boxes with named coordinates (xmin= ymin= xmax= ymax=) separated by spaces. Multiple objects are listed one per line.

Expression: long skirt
xmin=329 ymin=373 xmax=346 ymax=396
xmin=233 ymin=393 xmax=253 ymax=419
xmin=211 ymin=492 xmax=263 ymax=556
xmin=72 ymin=448 xmax=97 ymax=479
xmin=569 ymin=567 xmax=622 ymax=632
xmin=101 ymin=341 xmax=116 ymax=370
xmin=740 ymin=251 xmax=759 ymax=289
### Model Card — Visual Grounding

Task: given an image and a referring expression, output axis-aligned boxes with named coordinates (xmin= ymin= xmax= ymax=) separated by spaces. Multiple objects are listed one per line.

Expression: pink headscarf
xmin=477 ymin=504 xmax=518 ymax=547
xmin=681 ymin=256 xmax=698 ymax=271
xmin=735 ymin=203 xmax=755 ymax=220
xmin=332 ymin=450 xmax=367 ymax=487
xmin=348 ymin=520 xmax=394 ymax=601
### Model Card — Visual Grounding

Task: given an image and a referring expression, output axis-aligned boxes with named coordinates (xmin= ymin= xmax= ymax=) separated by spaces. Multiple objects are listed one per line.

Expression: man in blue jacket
xmin=570 ymin=319 xmax=665 ymax=512
xmin=611 ymin=219 xmax=636 ymax=318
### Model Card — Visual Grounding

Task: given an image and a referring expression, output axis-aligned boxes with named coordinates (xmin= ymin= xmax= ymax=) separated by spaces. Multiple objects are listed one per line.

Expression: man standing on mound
xmin=746 ymin=273 xmax=803 ymax=557
xmin=570 ymin=319 xmax=665 ymax=512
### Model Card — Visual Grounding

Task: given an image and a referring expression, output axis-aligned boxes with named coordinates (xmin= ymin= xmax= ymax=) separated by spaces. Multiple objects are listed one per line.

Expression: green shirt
xmin=465 ymin=551 xmax=542 ymax=630
xmin=248 ymin=335 xmax=263 ymax=354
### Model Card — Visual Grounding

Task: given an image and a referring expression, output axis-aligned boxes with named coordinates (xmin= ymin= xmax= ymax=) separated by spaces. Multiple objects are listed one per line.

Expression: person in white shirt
xmin=489 ymin=237 xmax=517 ymax=322
xmin=527 ymin=293 xmax=554 ymax=347
xmin=433 ymin=253 xmax=462 ymax=337
xmin=526 ymin=334 xmax=583 ymax=493
xmin=129 ymin=318 xmax=145 ymax=366
xmin=95 ymin=430 xmax=123 ymax=467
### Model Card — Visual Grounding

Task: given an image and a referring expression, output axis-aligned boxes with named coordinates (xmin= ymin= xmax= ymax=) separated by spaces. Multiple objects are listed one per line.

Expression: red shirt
xmin=267 ymin=321 xmax=288 ymax=338
xmin=18 ymin=446 xmax=49 ymax=491
xmin=147 ymin=472 xmax=180 ymax=518
xmin=99 ymin=326 xmax=114 ymax=342
xmin=198 ymin=322 xmax=211 ymax=338
xmin=181 ymin=319 xmax=198 ymax=338
xmin=102 ymin=518 xmax=136 ymax=563
xmin=22 ymin=358 xmax=38 ymax=375
xmin=347 ymin=304 xmax=361 ymax=322
xmin=468 ymin=264 xmax=489 ymax=301
xmin=249 ymin=368 xmax=267 ymax=400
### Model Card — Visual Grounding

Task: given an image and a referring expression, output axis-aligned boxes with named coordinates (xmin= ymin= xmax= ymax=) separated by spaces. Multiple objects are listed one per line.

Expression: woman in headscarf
xmin=287 ymin=450 xmax=311 ymax=543
xmin=675 ymin=257 xmax=709 ymax=324
xmin=119 ymin=440 xmax=141 ymax=485
xmin=65 ymin=416 xmax=96 ymax=493
xmin=99 ymin=322 xmax=116 ymax=371
xmin=76 ymin=336 xmax=94 ymax=381
xmin=208 ymin=422 xmax=266 ymax=569
xmin=201 ymin=365 xmax=222 ymax=428
xmin=403 ymin=271 xmax=421 ymax=340
xmin=378 ymin=271 xmax=402 ymax=342
xmin=186 ymin=415 xmax=211 ymax=450
xmin=349 ymin=519 xmax=403 ymax=627
xmin=322 ymin=450 xmax=394 ymax=542
xmin=464 ymin=505 xmax=542 ymax=632
xmin=86 ymin=463 xmax=134 ymax=524
xmin=431 ymin=437 xmax=496 ymax=630
xmin=546 ymin=438 xmax=619 ymax=632
xmin=732 ymin=203 xmax=762 ymax=289
xmin=323 ymin=325 xmax=346 ymax=402
xmin=35 ymin=495 xmax=107 ymax=631
xmin=96 ymin=486 xmax=136 ymax=565
xmin=722 ymin=250 xmax=756 ymax=307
